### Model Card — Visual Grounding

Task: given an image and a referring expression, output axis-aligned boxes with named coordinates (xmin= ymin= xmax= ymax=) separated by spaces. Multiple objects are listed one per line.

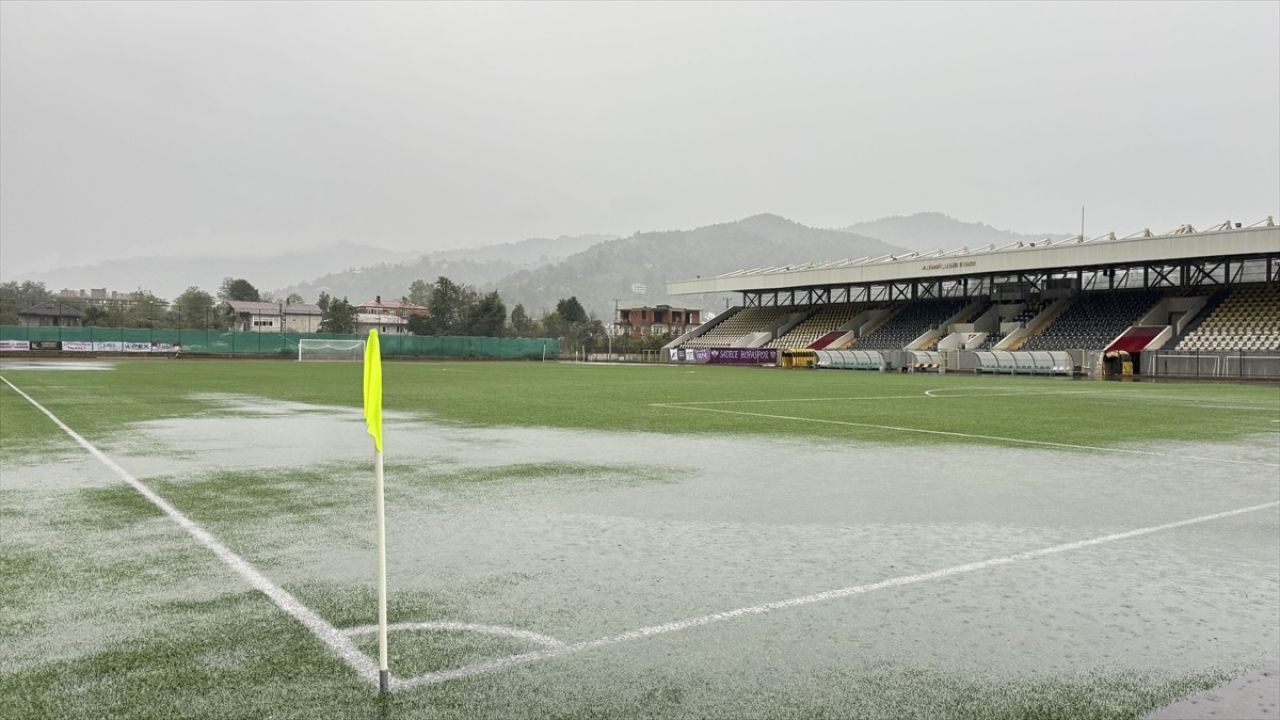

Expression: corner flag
xmin=363 ymin=330 xmax=383 ymax=452
xmin=363 ymin=329 xmax=390 ymax=693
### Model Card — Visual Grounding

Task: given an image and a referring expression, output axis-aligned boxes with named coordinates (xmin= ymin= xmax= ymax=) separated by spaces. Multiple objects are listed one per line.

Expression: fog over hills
xmin=10 ymin=242 xmax=418 ymax=300
xmin=275 ymin=233 xmax=613 ymax=306
xmin=488 ymin=214 xmax=905 ymax=319
xmin=267 ymin=212 xmax=1069 ymax=319
xmin=13 ymin=212 xmax=1073 ymax=321
xmin=844 ymin=212 xmax=1073 ymax=253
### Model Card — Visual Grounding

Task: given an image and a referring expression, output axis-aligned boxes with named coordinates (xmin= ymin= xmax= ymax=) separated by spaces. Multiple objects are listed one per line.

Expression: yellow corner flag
xmin=364 ymin=328 xmax=391 ymax=691
xmin=363 ymin=329 xmax=383 ymax=452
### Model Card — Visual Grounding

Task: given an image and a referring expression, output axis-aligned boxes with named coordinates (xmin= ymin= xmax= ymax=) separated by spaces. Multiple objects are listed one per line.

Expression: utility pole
xmin=1081 ymin=205 xmax=1085 ymax=242
xmin=610 ymin=298 xmax=620 ymax=361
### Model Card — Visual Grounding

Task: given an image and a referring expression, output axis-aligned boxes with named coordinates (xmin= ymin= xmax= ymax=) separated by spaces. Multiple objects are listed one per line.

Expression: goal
xmin=297 ymin=338 xmax=365 ymax=362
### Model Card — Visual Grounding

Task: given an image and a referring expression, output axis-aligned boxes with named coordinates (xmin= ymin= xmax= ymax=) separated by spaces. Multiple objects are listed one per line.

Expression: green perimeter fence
xmin=0 ymin=325 xmax=559 ymax=360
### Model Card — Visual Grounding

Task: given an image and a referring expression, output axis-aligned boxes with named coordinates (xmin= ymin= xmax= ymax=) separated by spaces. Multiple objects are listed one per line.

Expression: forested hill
xmin=274 ymin=234 xmax=613 ymax=305
xmin=844 ymin=212 xmax=1070 ymax=253
xmin=489 ymin=214 xmax=905 ymax=319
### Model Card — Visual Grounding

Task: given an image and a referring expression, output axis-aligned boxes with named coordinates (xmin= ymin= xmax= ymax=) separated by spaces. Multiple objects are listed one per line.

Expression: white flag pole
xmin=375 ymin=448 xmax=389 ymax=692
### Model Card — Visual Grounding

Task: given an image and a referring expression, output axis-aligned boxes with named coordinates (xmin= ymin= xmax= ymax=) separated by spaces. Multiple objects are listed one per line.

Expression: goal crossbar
xmin=297 ymin=339 xmax=366 ymax=362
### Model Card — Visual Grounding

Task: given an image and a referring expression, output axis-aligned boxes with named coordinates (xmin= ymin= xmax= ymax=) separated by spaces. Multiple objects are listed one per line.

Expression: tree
xmin=124 ymin=293 xmax=170 ymax=328
xmin=0 ymin=281 xmax=52 ymax=324
xmin=555 ymin=297 xmax=588 ymax=324
xmin=316 ymin=291 xmax=332 ymax=313
xmin=425 ymin=276 xmax=478 ymax=335
xmin=286 ymin=293 xmax=305 ymax=305
xmin=509 ymin=304 xmax=534 ymax=337
xmin=170 ymin=286 xmax=219 ymax=329
xmin=465 ymin=291 xmax=506 ymax=337
xmin=320 ymin=296 xmax=356 ymax=334
xmin=406 ymin=313 xmax=432 ymax=336
xmin=218 ymin=278 xmax=261 ymax=302
xmin=81 ymin=305 xmax=114 ymax=327
xmin=406 ymin=279 xmax=432 ymax=307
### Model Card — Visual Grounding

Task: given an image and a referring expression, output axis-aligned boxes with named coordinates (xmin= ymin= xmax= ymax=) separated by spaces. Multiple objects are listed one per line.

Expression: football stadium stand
xmin=1020 ymin=289 xmax=1162 ymax=351
xmin=683 ymin=307 xmax=790 ymax=348
xmin=853 ymin=298 xmax=969 ymax=350
xmin=664 ymin=218 xmax=1279 ymax=377
xmin=766 ymin=304 xmax=860 ymax=349
xmin=1175 ymin=283 xmax=1280 ymax=352
xmin=974 ymin=300 xmax=1043 ymax=350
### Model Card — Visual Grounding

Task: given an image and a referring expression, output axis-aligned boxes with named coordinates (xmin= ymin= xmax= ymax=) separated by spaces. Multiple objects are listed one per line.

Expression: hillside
xmin=12 ymin=242 xmax=418 ymax=300
xmin=844 ymin=212 xmax=1070 ymax=253
xmin=275 ymin=234 xmax=612 ymax=304
xmin=488 ymin=214 xmax=905 ymax=319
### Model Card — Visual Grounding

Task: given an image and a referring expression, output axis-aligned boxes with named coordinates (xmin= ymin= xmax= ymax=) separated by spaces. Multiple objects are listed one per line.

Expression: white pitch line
xmin=663 ymin=388 xmax=1278 ymax=411
xmin=928 ymin=387 xmax=1280 ymax=412
xmin=0 ymin=376 xmax=381 ymax=687
xmin=651 ymin=402 xmax=1280 ymax=467
xmin=663 ymin=390 xmax=1113 ymax=405
xmin=661 ymin=394 xmax=935 ymax=406
xmin=395 ymin=499 xmax=1280 ymax=690
xmin=342 ymin=621 xmax=567 ymax=648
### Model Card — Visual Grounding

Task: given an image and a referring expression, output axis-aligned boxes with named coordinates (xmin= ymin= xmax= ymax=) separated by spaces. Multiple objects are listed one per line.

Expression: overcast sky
xmin=2 ymin=0 xmax=1277 ymax=276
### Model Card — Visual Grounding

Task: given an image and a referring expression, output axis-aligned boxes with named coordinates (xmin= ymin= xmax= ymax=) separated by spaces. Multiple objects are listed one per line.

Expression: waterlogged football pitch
xmin=1 ymin=359 xmax=1277 ymax=719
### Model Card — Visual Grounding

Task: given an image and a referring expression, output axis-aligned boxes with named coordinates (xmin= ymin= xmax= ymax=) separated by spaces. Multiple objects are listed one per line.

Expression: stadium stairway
xmin=1019 ymin=289 xmax=1163 ymax=351
xmin=1001 ymin=297 xmax=1073 ymax=350
xmin=809 ymin=331 xmax=847 ymax=350
xmin=907 ymin=297 xmax=990 ymax=351
xmin=820 ymin=306 xmax=895 ymax=350
xmin=1107 ymin=325 xmax=1169 ymax=354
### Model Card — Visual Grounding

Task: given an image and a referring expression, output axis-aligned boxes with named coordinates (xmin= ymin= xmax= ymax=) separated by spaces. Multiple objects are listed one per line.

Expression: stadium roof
xmin=668 ymin=218 xmax=1279 ymax=296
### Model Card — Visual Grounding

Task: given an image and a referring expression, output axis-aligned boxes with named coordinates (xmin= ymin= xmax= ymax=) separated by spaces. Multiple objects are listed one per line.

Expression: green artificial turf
xmin=1 ymin=359 xmax=1276 ymax=719
xmin=1 ymin=360 xmax=1277 ymax=459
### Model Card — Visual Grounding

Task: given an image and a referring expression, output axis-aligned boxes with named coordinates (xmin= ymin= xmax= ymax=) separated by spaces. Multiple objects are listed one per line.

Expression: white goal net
xmin=297 ymin=339 xmax=365 ymax=362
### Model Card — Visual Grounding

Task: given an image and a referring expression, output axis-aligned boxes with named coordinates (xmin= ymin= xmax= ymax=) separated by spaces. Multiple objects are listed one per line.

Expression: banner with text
xmin=668 ymin=348 xmax=711 ymax=363
xmin=707 ymin=348 xmax=778 ymax=365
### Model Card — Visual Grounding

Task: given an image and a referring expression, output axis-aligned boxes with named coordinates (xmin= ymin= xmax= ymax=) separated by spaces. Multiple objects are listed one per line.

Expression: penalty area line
xmin=650 ymin=402 xmax=1280 ymax=468
xmin=0 ymin=375 xmax=381 ymax=687
xmin=396 ymin=498 xmax=1280 ymax=690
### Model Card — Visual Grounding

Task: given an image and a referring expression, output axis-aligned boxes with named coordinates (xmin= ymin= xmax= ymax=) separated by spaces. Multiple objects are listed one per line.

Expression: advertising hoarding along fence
xmin=669 ymin=348 xmax=711 ymax=363
xmin=668 ymin=347 xmax=779 ymax=364
xmin=708 ymin=348 xmax=779 ymax=365
xmin=0 ymin=326 xmax=559 ymax=361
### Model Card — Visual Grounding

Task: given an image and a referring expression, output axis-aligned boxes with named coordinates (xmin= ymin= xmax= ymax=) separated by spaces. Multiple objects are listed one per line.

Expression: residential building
xmin=617 ymin=305 xmax=701 ymax=337
xmin=55 ymin=288 xmax=149 ymax=308
xmin=18 ymin=301 xmax=86 ymax=327
xmin=226 ymin=300 xmax=323 ymax=333
xmin=354 ymin=295 xmax=428 ymax=335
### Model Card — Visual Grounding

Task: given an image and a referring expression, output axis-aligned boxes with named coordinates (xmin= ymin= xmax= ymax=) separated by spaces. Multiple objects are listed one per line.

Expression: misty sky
xmin=2 ymin=1 xmax=1277 ymax=277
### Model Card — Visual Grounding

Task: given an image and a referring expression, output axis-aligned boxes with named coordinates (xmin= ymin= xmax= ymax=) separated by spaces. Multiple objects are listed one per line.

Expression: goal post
xmin=297 ymin=338 xmax=366 ymax=362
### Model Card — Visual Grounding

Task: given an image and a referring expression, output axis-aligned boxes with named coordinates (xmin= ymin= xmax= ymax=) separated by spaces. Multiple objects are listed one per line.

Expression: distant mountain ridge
xmin=486 ymin=214 xmax=906 ymax=319
xmin=14 ymin=212 xmax=1071 ymax=320
xmin=275 ymin=233 xmax=613 ymax=304
xmin=844 ymin=212 xmax=1071 ymax=253
xmin=12 ymin=242 xmax=418 ymax=300
xmin=266 ymin=212 xmax=1072 ymax=319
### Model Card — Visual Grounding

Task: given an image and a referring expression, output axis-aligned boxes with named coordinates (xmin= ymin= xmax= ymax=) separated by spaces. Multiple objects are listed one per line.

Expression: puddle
xmin=4 ymin=393 xmax=1277 ymax=687
xmin=0 ymin=360 xmax=115 ymax=371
